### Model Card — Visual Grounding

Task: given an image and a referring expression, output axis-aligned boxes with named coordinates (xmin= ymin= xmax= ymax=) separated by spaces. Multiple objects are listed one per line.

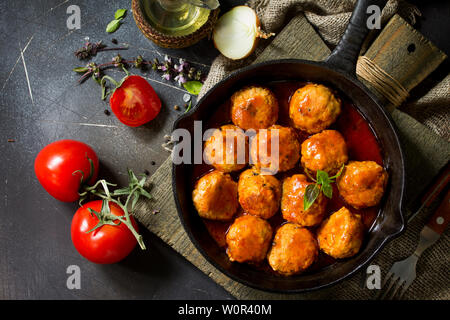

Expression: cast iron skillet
xmin=172 ymin=0 xmax=405 ymax=293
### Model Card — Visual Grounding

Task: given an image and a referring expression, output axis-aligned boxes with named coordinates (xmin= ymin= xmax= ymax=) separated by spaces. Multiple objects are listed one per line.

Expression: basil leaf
xmin=322 ymin=183 xmax=333 ymax=199
xmin=106 ymin=19 xmax=122 ymax=33
xmin=303 ymin=184 xmax=319 ymax=211
xmin=316 ymin=170 xmax=329 ymax=185
xmin=183 ymin=81 xmax=202 ymax=95
xmin=73 ymin=67 xmax=89 ymax=73
xmin=115 ymin=9 xmax=127 ymax=20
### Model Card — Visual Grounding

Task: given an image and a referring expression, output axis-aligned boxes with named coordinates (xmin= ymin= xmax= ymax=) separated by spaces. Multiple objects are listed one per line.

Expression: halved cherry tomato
xmin=34 ymin=139 xmax=99 ymax=202
xmin=110 ymin=75 xmax=161 ymax=127
xmin=71 ymin=200 xmax=138 ymax=264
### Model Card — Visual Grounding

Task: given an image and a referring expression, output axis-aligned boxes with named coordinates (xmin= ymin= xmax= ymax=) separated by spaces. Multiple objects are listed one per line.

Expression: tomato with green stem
xmin=34 ymin=139 xmax=99 ymax=202
xmin=71 ymin=200 xmax=139 ymax=264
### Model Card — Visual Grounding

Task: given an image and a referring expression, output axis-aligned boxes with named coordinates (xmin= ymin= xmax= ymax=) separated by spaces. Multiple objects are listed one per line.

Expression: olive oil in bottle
xmin=141 ymin=0 xmax=211 ymax=36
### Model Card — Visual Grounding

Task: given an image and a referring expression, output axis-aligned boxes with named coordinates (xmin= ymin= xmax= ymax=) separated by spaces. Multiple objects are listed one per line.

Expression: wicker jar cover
xmin=132 ymin=0 xmax=219 ymax=49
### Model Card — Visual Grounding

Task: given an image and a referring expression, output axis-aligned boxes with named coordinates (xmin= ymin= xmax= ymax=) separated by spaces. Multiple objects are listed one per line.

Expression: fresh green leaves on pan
xmin=106 ymin=9 xmax=127 ymax=33
xmin=183 ymin=81 xmax=203 ymax=95
xmin=303 ymin=184 xmax=320 ymax=211
xmin=303 ymin=165 xmax=345 ymax=211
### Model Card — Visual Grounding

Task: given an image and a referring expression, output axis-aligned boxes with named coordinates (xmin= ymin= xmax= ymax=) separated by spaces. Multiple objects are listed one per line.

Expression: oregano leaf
xmin=183 ymin=81 xmax=202 ymax=95
xmin=114 ymin=9 xmax=127 ymax=20
xmin=106 ymin=19 xmax=122 ymax=33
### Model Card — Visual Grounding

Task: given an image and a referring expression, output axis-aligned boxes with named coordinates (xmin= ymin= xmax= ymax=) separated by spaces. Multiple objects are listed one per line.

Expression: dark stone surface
xmin=0 ymin=0 xmax=447 ymax=299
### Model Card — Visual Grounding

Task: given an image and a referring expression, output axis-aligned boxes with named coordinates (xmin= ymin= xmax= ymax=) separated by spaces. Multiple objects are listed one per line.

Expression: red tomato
xmin=110 ymin=75 xmax=161 ymax=127
xmin=34 ymin=140 xmax=99 ymax=202
xmin=71 ymin=200 xmax=138 ymax=264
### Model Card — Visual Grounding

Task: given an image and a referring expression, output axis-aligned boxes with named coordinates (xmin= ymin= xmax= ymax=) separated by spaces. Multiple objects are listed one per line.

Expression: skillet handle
xmin=325 ymin=0 xmax=388 ymax=75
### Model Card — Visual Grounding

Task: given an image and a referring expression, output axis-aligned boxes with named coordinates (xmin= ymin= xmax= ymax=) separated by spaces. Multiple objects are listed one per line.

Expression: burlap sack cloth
xmin=135 ymin=0 xmax=450 ymax=299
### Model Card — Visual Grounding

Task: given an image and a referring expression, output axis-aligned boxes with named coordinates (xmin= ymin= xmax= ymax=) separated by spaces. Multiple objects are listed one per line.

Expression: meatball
xmin=281 ymin=174 xmax=327 ymax=226
xmin=289 ymin=83 xmax=341 ymax=133
xmin=337 ymin=160 xmax=388 ymax=209
xmin=226 ymin=215 xmax=273 ymax=263
xmin=238 ymin=168 xmax=281 ymax=219
xmin=231 ymin=86 xmax=279 ymax=130
xmin=192 ymin=170 xmax=238 ymax=221
xmin=289 ymin=84 xmax=341 ymax=133
xmin=250 ymin=125 xmax=300 ymax=173
xmin=267 ymin=223 xmax=318 ymax=276
xmin=317 ymin=207 xmax=364 ymax=259
xmin=204 ymin=124 xmax=248 ymax=172
xmin=301 ymin=130 xmax=348 ymax=174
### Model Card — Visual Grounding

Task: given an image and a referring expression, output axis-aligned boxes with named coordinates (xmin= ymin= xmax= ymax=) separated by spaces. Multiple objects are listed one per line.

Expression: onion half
xmin=212 ymin=6 xmax=274 ymax=60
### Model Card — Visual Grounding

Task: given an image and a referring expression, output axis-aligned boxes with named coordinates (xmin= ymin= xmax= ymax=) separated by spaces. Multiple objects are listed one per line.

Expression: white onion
xmin=213 ymin=6 xmax=273 ymax=60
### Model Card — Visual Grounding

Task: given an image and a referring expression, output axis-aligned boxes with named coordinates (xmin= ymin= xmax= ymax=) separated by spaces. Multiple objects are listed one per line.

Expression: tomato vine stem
xmin=78 ymin=169 xmax=151 ymax=250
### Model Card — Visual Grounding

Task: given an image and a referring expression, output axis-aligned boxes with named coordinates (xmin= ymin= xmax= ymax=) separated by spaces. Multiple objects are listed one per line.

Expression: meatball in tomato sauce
xmin=267 ymin=223 xmax=318 ymax=276
xmin=317 ymin=207 xmax=364 ymax=259
xmin=226 ymin=215 xmax=273 ymax=263
xmin=203 ymin=124 xmax=248 ymax=172
xmin=238 ymin=168 xmax=281 ymax=219
xmin=301 ymin=130 xmax=348 ymax=175
xmin=192 ymin=170 xmax=238 ymax=221
xmin=250 ymin=125 xmax=300 ymax=173
xmin=231 ymin=86 xmax=279 ymax=130
xmin=337 ymin=160 xmax=388 ymax=209
xmin=289 ymin=83 xmax=341 ymax=134
xmin=281 ymin=174 xmax=327 ymax=227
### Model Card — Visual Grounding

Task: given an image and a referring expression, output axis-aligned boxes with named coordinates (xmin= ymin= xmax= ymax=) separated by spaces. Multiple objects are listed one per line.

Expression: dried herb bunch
xmin=74 ymin=41 xmax=206 ymax=99
xmin=74 ymin=40 xmax=128 ymax=60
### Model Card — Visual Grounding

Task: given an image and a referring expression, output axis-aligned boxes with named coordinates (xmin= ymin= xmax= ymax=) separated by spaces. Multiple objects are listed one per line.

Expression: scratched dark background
xmin=0 ymin=0 xmax=448 ymax=299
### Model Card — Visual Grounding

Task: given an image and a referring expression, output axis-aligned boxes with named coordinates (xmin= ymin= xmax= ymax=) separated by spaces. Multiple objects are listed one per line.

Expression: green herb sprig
xmin=303 ymin=165 xmax=345 ymax=211
xmin=106 ymin=9 xmax=127 ymax=33
xmin=73 ymin=52 xmax=206 ymax=101
xmin=78 ymin=169 xmax=152 ymax=249
xmin=74 ymin=40 xmax=128 ymax=60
